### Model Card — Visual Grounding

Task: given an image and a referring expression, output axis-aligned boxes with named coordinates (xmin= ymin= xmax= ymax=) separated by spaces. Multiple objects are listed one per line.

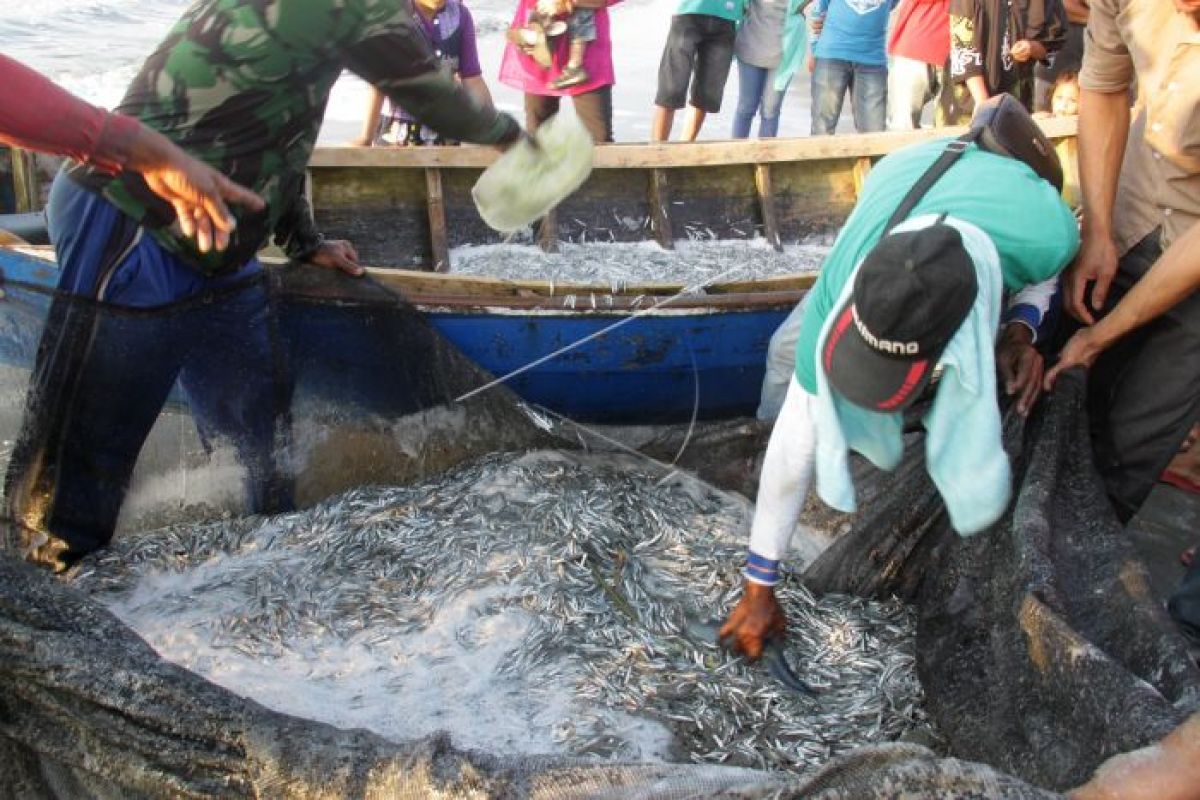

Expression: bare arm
xmin=1064 ymin=0 xmax=1090 ymax=24
xmin=1069 ymin=712 xmax=1200 ymax=800
xmin=462 ymin=75 xmax=493 ymax=113
xmin=1046 ymin=219 xmax=1200 ymax=388
xmin=352 ymin=87 xmax=386 ymax=147
xmin=1062 ymin=87 xmax=1130 ymax=323
xmin=966 ymin=75 xmax=990 ymax=105
xmin=0 ymin=53 xmax=263 ymax=251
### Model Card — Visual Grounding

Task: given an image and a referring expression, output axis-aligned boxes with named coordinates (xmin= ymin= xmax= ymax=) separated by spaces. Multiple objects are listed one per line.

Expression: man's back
xmin=793 ymin=137 xmax=1079 ymax=393
xmin=71 ymin=0 xmax=515 ymax=274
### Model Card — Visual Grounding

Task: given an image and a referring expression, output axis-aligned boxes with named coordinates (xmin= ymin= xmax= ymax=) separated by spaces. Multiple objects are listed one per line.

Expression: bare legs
xmin=650 ymin=104 xmax=707 ymax=142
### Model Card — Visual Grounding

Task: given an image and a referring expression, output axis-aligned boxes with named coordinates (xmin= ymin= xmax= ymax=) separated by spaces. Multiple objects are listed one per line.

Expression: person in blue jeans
xmin=732 ymin=0 xmax=812 ymax=138
xmin=807 ymin=0 xmax=895 ymax=135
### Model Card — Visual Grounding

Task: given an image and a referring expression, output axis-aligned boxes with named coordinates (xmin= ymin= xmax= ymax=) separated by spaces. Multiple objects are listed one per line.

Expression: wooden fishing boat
xmin=0 ymin=119 xmax=1079 ymax=423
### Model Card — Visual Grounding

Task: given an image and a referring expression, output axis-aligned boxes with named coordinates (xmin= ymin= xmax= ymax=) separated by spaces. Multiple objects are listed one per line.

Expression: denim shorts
xmin=655 ymin=13 xmax=737 ymax=112
xmin=567 ymin=8 xmax=597 ymax=41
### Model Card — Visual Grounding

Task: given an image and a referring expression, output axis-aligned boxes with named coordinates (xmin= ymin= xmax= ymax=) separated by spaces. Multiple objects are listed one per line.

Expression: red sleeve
xmin=0 ymin=53 xmax=139 ymax=174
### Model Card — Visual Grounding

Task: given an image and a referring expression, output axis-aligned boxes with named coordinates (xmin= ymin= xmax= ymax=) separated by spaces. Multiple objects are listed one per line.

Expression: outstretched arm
xmin=0 ymin=53 xmax=263 ymax=252
xmin=351 ymin=87 xmax=386 ymax=147
xmin=720 ymin=377 xmax=817 ymax=660
xmin=344 ymin=30 xmax=522 ymax=149
xmin=1061 ymin=87 xmax=1129 ymax=324
xmin=272 ymin=192 xmax=364 ymax=277
xmin=1046 ymin=219 xmax=1200 ymax=389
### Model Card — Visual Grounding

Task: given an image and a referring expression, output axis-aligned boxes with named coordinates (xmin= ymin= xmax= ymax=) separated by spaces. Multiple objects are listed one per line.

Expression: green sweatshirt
xmin=794 ymin=137 xmax=1080 ymax=393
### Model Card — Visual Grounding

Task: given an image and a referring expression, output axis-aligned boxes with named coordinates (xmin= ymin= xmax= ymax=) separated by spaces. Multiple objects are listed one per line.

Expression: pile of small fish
xmin=449 ymin=238 xmax=832 ymax=289
xmin=69 ymin=451 xmax=930 ymax=771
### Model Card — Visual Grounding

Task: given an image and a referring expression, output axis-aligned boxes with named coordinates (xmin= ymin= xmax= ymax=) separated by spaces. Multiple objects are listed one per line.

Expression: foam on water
xmin=68 ymin=450 xmax=928 ymax=769
xmin=106 ymin=563 xmax=673 ymax=757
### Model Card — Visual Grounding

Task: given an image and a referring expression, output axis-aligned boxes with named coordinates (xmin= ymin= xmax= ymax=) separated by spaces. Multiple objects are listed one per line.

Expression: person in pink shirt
xmin=499 ymin=0 xmax=620 ymax=142
xmin=885 ymin=0 xmax=950 ymax=130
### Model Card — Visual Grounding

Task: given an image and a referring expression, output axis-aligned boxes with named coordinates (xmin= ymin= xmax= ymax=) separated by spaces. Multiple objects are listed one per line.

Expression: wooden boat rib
xmin=305 ymin=117 xmax=1079 ymax=272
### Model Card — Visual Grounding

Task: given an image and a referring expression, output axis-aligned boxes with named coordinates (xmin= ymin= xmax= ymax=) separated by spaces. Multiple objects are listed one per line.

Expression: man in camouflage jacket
xmin=5 ymin=0 xmax=524 ymax=571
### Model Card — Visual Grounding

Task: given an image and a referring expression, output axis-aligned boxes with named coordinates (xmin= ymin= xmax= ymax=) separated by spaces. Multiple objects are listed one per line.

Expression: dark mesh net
xmin=0 ymin=247 xmax=1193 ymax=797
xmin=0 ymin=256 xmax=553 ymax=569
xmin=804 ymin=371 xmax=1200 ymax=790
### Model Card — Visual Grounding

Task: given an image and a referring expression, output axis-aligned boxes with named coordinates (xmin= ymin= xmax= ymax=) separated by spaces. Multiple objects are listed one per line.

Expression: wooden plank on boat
xmin=309 ymin=119 xmax=1077 ymax=171
xmin=852 ymin=157 xmax=873 ymax=200
xmin=753 ymin=164 xmax=782 ymax=252
xmin=1056 ymin=136 xmax=1081 ymax=210
xmin=424 ymin=168 xmax=450 ymax=272
xmin=10 ymin=148 xmax=39 ymax=214
xmin=363 ymin=263 xmax=816 ymax=299
xmin=404 ymin=288 xmax=808 ymax=312
xmin=538 ymin=208 xmax=559 ymax=253
xmin=709 ymin=273 xmax=818 ymax=294
xmin=648 ymin=169 xmax=674 ymax=249
xmin=305 ymin=119 xmax=1080 ymax=264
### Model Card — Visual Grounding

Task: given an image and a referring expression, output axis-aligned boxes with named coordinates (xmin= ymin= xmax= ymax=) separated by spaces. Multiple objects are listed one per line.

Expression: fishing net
xmin=0 ymin=253 xmax=554 ymax=567
xmin=0 ymin=243 xmax=1192 ymax=798
xmin=803 ymin=370 xmax=1200 ymax=790
xmin=0 ymin=550 xmax=1059 ymax=800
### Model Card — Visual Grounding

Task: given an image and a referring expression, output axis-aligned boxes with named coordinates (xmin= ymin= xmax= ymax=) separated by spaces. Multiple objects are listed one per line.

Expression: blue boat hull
xmin=429 ymin=311 xmax=785 ymax=422
xmin=0 ymin=246 xmax=798 ymax=423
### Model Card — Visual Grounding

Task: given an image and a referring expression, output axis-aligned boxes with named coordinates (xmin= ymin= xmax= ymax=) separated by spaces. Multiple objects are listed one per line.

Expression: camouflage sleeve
xmin=343 ymin=33 xmax=521 ymax=147
xmin=948 ymin=0 xmax=983 ymax=83
xmin=273 ymin=191 xmax=324 ymax=262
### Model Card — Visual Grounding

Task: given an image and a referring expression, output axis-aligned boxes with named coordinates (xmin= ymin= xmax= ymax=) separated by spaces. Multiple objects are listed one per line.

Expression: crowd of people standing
xmin=350 ymin=0 xmax=1083 ymax=149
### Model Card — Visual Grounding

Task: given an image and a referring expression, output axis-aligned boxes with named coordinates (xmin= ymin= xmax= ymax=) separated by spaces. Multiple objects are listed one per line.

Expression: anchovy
xmin=68 ymin=451 xmax=927 ymax=770
xmin=762 ymin=638 xmax=817 ymax=697
xmin=447 ymin=237 xmax=832 ymax=286
xmin=688 ymin=618 xmax=816 ymax=696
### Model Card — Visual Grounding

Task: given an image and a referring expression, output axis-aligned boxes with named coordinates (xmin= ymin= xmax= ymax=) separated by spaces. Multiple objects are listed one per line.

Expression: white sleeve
xmin=1003 ymin=276 xmax=1058 ymax=341
xmin=747 ymin=376 xmax=818 ymax=574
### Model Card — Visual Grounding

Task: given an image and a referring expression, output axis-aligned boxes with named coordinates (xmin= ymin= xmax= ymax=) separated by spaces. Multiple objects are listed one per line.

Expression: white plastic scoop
xmin=472 ymin=112 xmax=595 ymax=234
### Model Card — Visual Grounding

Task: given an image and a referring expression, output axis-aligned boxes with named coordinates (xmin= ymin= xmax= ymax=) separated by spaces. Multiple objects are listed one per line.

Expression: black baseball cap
xmin=823 ymin=224 xmax=977 ymax=412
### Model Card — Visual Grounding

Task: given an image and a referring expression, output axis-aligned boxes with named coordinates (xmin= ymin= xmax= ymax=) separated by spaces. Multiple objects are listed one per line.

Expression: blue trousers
xmin=4 ymin=174 xmax=292 ymax=567
xmin=810 ymin=58 xmax=887 ymax=135
xmin=732 ymin=59 xmax=789 ymax=139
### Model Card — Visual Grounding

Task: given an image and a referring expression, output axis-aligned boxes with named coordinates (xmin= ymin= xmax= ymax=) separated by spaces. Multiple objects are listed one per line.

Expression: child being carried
xmin=507 ymin=0 xmax=595 ymax=90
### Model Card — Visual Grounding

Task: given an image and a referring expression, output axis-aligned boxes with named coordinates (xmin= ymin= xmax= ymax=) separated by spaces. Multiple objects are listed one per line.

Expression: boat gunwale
xmin=309 ymin=287 xmax=810 ymax=314
xmin=2 ymin=245 xmax=817 ymax=308
xmin=307 ymin=117 xmax=1079 ymax=169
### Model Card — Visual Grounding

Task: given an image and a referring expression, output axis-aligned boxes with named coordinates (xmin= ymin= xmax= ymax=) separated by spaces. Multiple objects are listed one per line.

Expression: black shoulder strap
xmin=884 ymin=128 xmax=984 ymax=234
